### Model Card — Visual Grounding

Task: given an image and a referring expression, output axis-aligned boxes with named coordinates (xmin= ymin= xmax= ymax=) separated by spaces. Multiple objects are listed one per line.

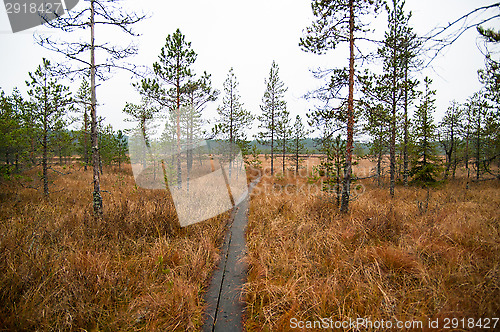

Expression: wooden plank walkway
xmin=202 ymin=177 xmax=260 ymax=332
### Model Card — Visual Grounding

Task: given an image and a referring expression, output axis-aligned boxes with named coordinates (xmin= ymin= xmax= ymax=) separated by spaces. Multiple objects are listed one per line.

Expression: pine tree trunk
xmin=176 ymin=64 xmax=182 ymax=188
xmin=42 ymin=74 xmax=49 ymax=196
xmin=444 ymin=123 xmax=454 ymax=180
xmin=389 ymin=25 xmax=397 ymax=197
xmin=389 ymin=110 xmax=396 ymax=197
xmin=340 ymin=0 xmax=354 ymax=214
xmin=31 ymin=137 xmax=36 ymax=166
xmin=336 ymin=153 xmax=341 ymax=206
xmin=282 ymin=136 xmax=285 ymax=175
xmin=444 ymin=151 xmax=451 ymax=180
xmin=186 ymin=104 xmax=193 ymax=193
xmin=377 ymin=150 xmax=382 ymax=187
xmin=423 ymin=105 xmax=428 ymax=165
xmin=465 ymin=126 xmax=470 ymax=177
xmin=229 ymin=85 xmax=234 ymax=179
xmin=403 ymin=59 xmax=409 ymax=186
xmin=42 ymin=115 xmax=49 ymax=196
xmin=271 ymin=103 xmax=274 ymax=175
xmin=476 ymin=119 xmax=480 ymax=180
xmin=295 ymin=137 xmax=299 ymax=175
xmin=90 ymin=0 xmax=103 ymax=216
xmin=187 ymin=108 xmax=193 ymax=173
xmin=84 ymin=109 xmax=89 ymax=171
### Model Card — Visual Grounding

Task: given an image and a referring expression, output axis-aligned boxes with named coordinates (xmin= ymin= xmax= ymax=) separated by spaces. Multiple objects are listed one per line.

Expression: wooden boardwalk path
xmin=202 ymin=177 xmax=260 ymax=332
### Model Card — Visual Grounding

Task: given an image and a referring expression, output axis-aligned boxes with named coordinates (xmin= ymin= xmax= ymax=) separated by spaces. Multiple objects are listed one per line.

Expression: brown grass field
xmin=0 ymin=156 xmax=499 ymax=331
xmin=245 ymin=158 xmax=500 ymax=331
xmin=0 ymin=164 xmax=229 ymax=331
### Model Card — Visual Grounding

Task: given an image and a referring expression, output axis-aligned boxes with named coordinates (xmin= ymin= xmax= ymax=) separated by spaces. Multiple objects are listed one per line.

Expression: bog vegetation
xmin=245 ymin=161 xmax=500 ymax=330
xmin=1 ymin=0 xmax=499 ymax=330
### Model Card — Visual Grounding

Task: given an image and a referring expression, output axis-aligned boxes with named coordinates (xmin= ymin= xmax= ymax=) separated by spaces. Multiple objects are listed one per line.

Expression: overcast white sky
xmin=0 ymin=0 xmax=498 ymax=140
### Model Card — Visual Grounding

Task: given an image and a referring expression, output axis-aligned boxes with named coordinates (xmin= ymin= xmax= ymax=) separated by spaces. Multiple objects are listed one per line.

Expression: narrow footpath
xmin=202 ymin=177 xmax=260 ymax=332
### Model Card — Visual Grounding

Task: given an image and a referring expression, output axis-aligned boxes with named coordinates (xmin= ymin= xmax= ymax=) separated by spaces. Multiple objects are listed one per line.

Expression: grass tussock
xmin=0 ymin=164 xmax=229 ymax=331
xmin=245 ymin=175 xmax=500 ymax=331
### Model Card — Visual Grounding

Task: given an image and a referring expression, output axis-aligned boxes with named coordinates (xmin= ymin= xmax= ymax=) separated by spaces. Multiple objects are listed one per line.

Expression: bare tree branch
xmin=422 ymin=3 xmax=500 ymax=66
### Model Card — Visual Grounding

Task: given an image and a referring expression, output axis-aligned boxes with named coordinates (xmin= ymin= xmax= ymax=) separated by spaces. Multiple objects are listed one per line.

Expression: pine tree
xmin=115 ymin=130 xmax=128 ymax=169
xmin=329 ymin=135 xmax=346 ymax=205
xmin=382 ymin=0 xmax=404 ymax=195
xmin=75 ymin=79 xmax=91 ymax=170
xmin=98 ymin=124 xmax=128 ymax=169
xmin=36 ymin=0 xmax=145 ymax=216
xmin=362 ymin=103 xmax=390 ymax=187
xmin=214 ymin=67 xmax=254 ymax=169
xmin=275 ymin=109 xmax=292 ymax=175
xmin=26 ymin=59 xmax=72 ymax=196
xmin=466 ymin=93 xmax=492 ymax=180
xmin=182 ymin=72 xmax=219 ymax=175
xmin=52 ymin=125 xmax=73 ymax=165
xmin=290 ymin=115 xmax=310 ymax=175
xmin=257 ymin=60 xmax=287 ymax=175
xmin=11 ymin=88 xmax=38 ymax=167
xmin=123 ymin=98 xmax=160 ymax=168
xmin=153 ymin=29 xmax=197 ymax=188
xmin=477 ymin=28 xmax=500 ymax=178
xmin=300 ymin=0 xmax=383 ymax=213
xmin=99 ymin=124 xmax=119 ymax=167
xmin=245 ymin=143 xmax=262 ymax=169
xmin=359 ymin=0 xmax=419 ymax=191
xmin=477 ymin=26 xmax=500 ymax=106
xmin=0 ymin=90 xmax=18 ymax=173
xmin=2 ymin=89 xmax=45 ymax=173
xmin=460 ymin=95 xmax=473 ymax=179
xmin=438 ymin=101 xmax=462 ymax=180
xmin=379 ymin=0 xmax=420 ymax=195
xmin=161 ymin=104 xmax=179 ymax=172
xmin=410 ymin=77 xmax=439 ymax=184
xmin=401 ymin=22 xmax=420 ymax=187
xmin=316 ymin=130 xmax=345 ymax=205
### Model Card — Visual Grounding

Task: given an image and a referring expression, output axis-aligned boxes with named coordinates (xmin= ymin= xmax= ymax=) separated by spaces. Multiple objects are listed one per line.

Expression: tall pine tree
xmin=75 ymin=79 xmax=91 ymax=170
xmin=257 ymin=60 xmax=287 ymax=175
xmin=153 ymin=29 xmax=197 ymax=188
xmin=214 ymin=67 xmax=254 ymax=157
xmin=26 ymin=59 xmax=72 ymax=196
xmin=300 ymin=0 xmax=382 ymax=212
xmin=275 ymin=109 xmax=292 ymax=175
xmin=378 ymin=0 xmax=417 ymax=195
xmin=36 ymin=0 xmax=146 ymax=216
xmin=290 ymin=115 xmax=310 ymax=175
xmin=438 ymin=101 xmax=462 ymax=179
xmin=410 ymin=77 xmax=439 ymax=184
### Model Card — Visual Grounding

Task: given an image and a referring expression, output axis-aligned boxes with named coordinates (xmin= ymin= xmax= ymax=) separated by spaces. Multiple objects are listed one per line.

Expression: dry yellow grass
xmin=0 ymin=164 xmax=229 ymax=331
xmin=245 ymin=172 xmax=500 ymax=331
xmin=2 ymin=159 xmax=498 ymax=331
